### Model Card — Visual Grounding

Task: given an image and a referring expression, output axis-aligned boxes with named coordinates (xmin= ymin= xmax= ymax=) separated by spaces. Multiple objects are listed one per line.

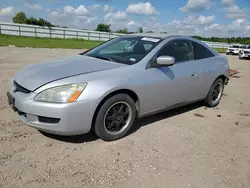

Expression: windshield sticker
xmin=141 ymin=37 xmax=160 ymax=43
xmin=130 ymin=58 xmax=136 ymax=62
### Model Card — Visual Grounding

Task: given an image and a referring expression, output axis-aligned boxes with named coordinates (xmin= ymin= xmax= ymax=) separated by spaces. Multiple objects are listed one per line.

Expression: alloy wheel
xmin=212 ymin=83 xmax=223 ymax=103
xmin=103 ymin=102 xmax=132 ymax=135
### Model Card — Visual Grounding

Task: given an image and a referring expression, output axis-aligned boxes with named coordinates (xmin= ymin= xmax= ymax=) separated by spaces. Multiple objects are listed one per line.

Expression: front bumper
xmin=241 ymin=53 xmax=250 ymax=58
xmin=7 ymin=89 xmax=98 ymax=136
xmin=226 ymin=50 xmax=239 ymax=55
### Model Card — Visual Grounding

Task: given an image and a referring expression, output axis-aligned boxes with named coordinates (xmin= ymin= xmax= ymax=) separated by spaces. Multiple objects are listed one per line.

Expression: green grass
xmin=214 ymin=48 xmax=226 ymax=53
xmin=0 ymin=34 xmax=227 ymax=53
xmin=0 ymin=34 xmax=102 ymax=49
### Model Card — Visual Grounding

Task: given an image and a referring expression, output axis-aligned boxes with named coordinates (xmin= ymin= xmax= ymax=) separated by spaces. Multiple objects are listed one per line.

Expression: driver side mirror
xmin=156 ymin=56 xmax=175 ymax=66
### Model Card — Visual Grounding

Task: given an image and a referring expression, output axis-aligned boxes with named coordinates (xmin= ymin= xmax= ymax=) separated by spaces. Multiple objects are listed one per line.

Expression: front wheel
xmin=94 ymin=94 xmax=137 ymax=141
xmin=205 ymin=78 xmax=224 ymax=107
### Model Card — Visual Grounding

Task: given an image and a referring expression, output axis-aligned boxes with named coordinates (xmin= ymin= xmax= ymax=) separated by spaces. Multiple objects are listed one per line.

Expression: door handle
xmin=191 ymin=73 xmax=197 ymax=76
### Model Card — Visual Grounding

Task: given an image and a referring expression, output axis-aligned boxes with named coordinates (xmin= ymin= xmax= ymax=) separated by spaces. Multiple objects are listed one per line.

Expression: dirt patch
xmin=0 ymin=47 xmax=250 ymax=188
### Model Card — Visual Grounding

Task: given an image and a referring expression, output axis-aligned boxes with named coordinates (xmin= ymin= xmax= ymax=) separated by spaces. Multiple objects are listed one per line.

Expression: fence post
xmin=0 ymin=24 xmax=1 ymax=34
xmin=88 ymin=32 xmax=90 ymax=40
xmin=63 ymin=30 xmax=65 ymax=39
xmin=49 ymin=28 xmax=52 ymax=38
xmin=77 ymin=31 xmax=78 ymax=39
xmin=99 ymin=33 xmax=101 ymax=41
xmin=18 ymin=26 xmax=21 ymax=36
xmin=35 ymin=27 xmax=37 ymax=37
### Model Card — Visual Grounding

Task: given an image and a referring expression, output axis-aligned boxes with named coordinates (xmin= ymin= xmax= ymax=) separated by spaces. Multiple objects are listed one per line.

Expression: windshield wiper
xmin=89 ymin=55 xmax=114 ymax=62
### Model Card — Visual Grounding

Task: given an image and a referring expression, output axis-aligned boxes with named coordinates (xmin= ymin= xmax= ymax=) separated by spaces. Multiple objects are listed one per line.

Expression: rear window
xmin=192 ymin=41 xmax=215 ymax=60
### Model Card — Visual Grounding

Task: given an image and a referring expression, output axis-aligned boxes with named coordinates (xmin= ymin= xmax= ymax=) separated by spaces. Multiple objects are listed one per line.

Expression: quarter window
xmin=192 ymin=41 xmax=215 ymax=60
xmin=157 ymin=40 xmax=194 ymax=63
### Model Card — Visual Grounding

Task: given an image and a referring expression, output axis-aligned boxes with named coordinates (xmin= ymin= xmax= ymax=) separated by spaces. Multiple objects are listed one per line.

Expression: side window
xmin=192 ymin=41 xmax=215 ymax=60
xmin=157 ymin=40 xmax=194 ymax=63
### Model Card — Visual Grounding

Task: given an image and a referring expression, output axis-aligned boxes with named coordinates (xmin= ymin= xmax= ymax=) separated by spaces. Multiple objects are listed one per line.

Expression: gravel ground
xmin=0 ymin=47 xmax=250 ymax=188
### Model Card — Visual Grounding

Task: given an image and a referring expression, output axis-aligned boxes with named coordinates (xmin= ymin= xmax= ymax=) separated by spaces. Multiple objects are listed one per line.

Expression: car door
xmin=143 ymin=39 xmax=203 ymax=112
xmin=191 ymin=41 xmax=220 ymax=98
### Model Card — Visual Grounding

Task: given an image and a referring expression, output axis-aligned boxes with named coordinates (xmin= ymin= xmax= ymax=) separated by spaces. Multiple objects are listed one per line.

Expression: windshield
xmin=82 ymin=36 xmax=162 ymax=65
xmin=232 ymin=45 xmax=240 ymax=48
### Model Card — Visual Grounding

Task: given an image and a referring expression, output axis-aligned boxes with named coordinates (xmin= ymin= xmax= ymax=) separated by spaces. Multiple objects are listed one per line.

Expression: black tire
xmin=205 ymin=78 xmax=224 ymax=107
xmin=94 ymin=94 xmax=136 ymax=141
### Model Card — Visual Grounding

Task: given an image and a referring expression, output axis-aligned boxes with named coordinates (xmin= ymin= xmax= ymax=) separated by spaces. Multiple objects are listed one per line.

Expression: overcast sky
xmin=0 ymin=0 xmax=250 ymax=37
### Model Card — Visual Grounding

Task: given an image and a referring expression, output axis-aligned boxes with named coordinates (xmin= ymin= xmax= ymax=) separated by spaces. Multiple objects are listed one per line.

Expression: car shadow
xmin=131 ymin=102 xmax=203 ymax=133
xmin=40 ymin=102 xmax=203 ymax=144
xmin=39 ymin=131 xmax=99 ymax=144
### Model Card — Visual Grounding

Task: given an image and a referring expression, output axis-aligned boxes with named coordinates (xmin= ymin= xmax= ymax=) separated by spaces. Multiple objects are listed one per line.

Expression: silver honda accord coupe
xmin=7 ymin=34 xmax=229 ymax=141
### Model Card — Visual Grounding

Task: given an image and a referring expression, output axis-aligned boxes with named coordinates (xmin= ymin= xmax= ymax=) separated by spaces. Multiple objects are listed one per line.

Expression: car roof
xmin=124 ymin=33 xmax=185 ymax=39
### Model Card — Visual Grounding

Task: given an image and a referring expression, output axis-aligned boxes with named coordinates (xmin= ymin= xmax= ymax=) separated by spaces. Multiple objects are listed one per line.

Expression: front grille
xmin=13 ymin=81 xmax=31 ymax=94
xmin=244 ymin=51 xmax=250 ymax=54
xmin=38 ymin=116 xmax=60 ymax=124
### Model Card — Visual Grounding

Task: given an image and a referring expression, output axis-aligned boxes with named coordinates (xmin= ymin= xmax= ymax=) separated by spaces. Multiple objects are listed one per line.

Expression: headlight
xmin=34 ymin=83 xmax=87 ymax=103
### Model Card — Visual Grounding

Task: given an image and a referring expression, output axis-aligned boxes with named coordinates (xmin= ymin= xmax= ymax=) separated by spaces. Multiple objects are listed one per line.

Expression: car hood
xmin=14 ymin=55 xmax=126 ymax=91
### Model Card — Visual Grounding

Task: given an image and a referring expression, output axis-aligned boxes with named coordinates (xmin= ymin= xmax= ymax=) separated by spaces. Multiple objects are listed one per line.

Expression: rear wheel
xmin=94 ymin=94 xmax=136 ymax=141
xmin=205 ymin=78 xmax=224 ymax=107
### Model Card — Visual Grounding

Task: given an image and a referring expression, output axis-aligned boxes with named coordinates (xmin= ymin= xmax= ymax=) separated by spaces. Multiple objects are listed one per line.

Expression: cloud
xmin=126 ymin=2 xmax=157 ymax=16
xmin=63 ymin=5 xmax=90 ymax=16
xmin=221 ymin=0 xmax=234 ymax=6
xmin=127 ymin=20 xmax=140 ymax=28
xmin=49 ymin=5 xmax=96 ymax=28
xmin=197 ymin=15 xmax=215 ymax=25
xmin=227 ymin=19 xmax=250 ymax=36
xmin=146 ymin=15 xmax=250 ymax=37
xmin=25 ymin=0 xmax=39 ymax=4
xmin=203 ymin=18 xmax=250 ymax=37
xmin=0 ymin=7 xmax=15 ymax=22
xmin=24 ymin=3 xmax=43 ymax=11
xmin=180 ymin=0 xmax=211 ymax=13
xmin=246 ymin=26 xmax=250 ymax=32
xmin=140 ymin=15 xmax=216 ymax=37
xmin=103 ymin=11 xmax=142 ymax=31
xmin=184 ymin=15 xmax=215 ymax=26
xmin=89 ymin=4 xmax=101 ymax=10
xmin=223 ymin=5 xmax=247 ymax=19
xmin=221 ymin=0 xmax=247 ymax=19
xmin=205 ymin=24 xmax=225 ymax=32
xmin=204 ymin=24 xmax=227 ymax=36
xmin=104 ymin=11 xmax=128 ymax=24
xmin=104 ymin=5 xmax=114 ymax=12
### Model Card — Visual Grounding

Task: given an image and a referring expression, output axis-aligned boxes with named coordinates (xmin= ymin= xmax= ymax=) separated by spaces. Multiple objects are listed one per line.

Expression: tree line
xmin=94 ymin=23 xmax=143 ymax=34
xmin=192 ymin=36 xmax=250 ymax=45
xmin=12 ymin=11 xmax=67 ymax=28
xmin=11 ymin=11 xmax=250 ymax=44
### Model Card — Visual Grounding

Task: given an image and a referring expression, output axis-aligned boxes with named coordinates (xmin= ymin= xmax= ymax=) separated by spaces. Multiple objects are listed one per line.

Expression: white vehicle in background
xmin=226 ymin=45 xmax=246 ymax=55
xmin=239 ymin=45 xmax=250 ymax=59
